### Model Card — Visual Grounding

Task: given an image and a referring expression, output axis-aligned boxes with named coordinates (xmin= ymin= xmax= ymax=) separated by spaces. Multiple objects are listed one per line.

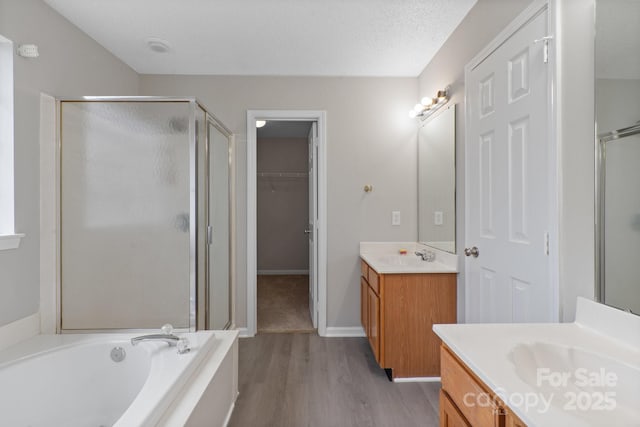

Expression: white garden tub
xmin=0 ymin=330 xmax=239 ymax=427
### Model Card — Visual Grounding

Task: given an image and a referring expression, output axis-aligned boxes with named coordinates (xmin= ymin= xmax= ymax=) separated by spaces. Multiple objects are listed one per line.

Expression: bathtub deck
xmin=228 ymin=333 xmax=440 ymax=427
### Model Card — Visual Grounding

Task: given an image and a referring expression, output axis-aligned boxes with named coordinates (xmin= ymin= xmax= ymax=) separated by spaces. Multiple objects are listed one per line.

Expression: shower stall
xmin=597 ymin=122 xmax=640 ymax=315
xmin=57 ymin=97 xmax=232 ymax=332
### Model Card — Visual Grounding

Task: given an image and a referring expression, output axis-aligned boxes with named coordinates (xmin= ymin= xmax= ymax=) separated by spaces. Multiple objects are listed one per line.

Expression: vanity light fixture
xmin=17 ymin=44 xmax=39 ymax=58
xmin=409 ymin=86 xmax=450 ymax=119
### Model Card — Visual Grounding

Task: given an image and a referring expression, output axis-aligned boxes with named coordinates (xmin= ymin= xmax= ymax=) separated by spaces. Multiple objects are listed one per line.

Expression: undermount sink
xmin=508 ymin=342 xmax=640 ymax=424
xmin=374 ymin=254 xmax=425 ymax=266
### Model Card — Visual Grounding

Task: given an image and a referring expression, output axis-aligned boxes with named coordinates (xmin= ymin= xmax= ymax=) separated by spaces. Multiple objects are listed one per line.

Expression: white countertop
xmin=360 ymin=242 xmax=458 ymax=274
xmin=433 ymin=298 xmax=640 ymax=427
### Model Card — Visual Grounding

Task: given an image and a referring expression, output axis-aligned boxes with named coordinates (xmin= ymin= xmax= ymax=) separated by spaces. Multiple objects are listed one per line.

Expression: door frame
xmin=463 ymin=0 xmax=559 ymax=322
xmin=246 ymin=110 xmax=327 ymax=336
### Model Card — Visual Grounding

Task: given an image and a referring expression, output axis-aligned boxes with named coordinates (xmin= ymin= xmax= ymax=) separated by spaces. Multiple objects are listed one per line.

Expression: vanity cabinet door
xmin=506 ymin=411 xmax=527 ymax=427
xmin=441 ymin=346 xmax=504 ymax=427
xmin=440 ymin=390 xmax=471 ymax=427
xmin=367 ymin=285 xmax=380 ymax=363
xmin=361 ymin=259 xmax=369 ymax=278
xmin=360 ymin=277 xmax=368 ymax=334
xmin=368 ymin=268 xmax=380 ymax=294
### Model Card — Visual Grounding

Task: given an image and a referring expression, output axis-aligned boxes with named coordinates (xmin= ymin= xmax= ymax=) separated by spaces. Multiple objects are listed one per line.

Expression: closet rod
xmin=257 ymin=172 xmax=308 ymax=178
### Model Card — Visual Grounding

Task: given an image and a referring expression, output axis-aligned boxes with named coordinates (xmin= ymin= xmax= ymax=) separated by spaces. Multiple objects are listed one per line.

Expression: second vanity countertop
xmin=360 ymin=241 xmax=458 ymax=274
xmin=433 ymin=298 xmax=640 ymax=427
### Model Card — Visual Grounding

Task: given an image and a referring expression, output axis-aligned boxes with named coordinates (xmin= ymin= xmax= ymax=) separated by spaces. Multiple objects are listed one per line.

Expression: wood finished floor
xmin=227 ymin=334 xmax=441 ymax=427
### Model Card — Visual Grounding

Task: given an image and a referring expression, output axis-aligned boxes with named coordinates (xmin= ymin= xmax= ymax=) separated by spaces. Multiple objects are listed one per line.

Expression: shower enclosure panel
xmin=208 ymin=120 xmax=232 ymax=330
xmin=598 ymin=123 xmax=640 ymax=314
xmin=59 ymin=99 xmax=205 ymax=331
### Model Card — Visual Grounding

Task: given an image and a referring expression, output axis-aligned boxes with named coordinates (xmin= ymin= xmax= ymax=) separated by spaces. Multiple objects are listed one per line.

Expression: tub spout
xmin=131 ymin=324 xmax=191 ymax=354
xmin=131 ymin=334 xmax=180 ymax=347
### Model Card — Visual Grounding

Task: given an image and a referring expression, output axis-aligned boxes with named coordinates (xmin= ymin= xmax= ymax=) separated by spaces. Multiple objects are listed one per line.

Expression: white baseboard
xmin=257 ymin=270 xmax=309 ymax=275
xmin=324 ymin=326 xmax=366 ymax=337
xmin=393 ymin=376 xmax=441 ymax=383
xmin=0 ymin=312 xmax=40 ymax=352
xmin=237 ymin=326 xmax=364 ymax=338
xmin=222 ymin=400 xmax=236 ymax=427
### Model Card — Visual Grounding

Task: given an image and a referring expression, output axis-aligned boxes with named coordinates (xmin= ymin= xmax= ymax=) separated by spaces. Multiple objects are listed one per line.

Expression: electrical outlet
xmin=434 ymin=211 xmax=443 ymax=225
xmin=392 ymin=211 xmax=401 ymax=226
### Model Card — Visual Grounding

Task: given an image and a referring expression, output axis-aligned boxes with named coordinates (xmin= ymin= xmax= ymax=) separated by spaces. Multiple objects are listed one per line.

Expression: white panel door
xmin=308 ymin=122 xmax=318 ymax=328
xmin=466 ymin=8 xmax=553 ymax=323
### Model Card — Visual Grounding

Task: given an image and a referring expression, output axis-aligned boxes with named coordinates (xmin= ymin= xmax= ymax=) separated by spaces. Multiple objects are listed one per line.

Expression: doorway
xmin=246 ymin=110 xmax=327 ymax=337
xmin=256 ymin=121 xmax=314 ymax=332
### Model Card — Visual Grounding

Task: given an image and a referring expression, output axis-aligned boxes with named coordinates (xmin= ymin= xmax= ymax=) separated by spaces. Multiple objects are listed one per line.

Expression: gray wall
xmin=0 ymin=0 xmax=139 ymax=327
xmin=257 ymin=137 xmax=309 ymax=272
xmin=556 ymin=0 xmax=597 ymax=321
xmin=416 ymin=0 xmax=534 ymax=321
xmin=140 ymin=75 xmax=418 ymax=328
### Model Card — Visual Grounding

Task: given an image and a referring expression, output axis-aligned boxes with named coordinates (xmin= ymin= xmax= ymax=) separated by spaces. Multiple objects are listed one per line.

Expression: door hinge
xmin=534 ymin=36 xmax=553 ymax=64
xmin=544 ymin=232 xmax=550 ymax=255
xmin=207 ymin=226 xmax=213 ymax=245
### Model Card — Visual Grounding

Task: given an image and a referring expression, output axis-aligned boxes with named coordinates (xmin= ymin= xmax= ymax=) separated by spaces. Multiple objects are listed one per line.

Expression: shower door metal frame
xmin=595 ymin=122 xmax=640 ymax=305
xmin=56 ymin=96 xmax=209 ymax=333
xmin=204 ymin=113 xmax=234 ymax=330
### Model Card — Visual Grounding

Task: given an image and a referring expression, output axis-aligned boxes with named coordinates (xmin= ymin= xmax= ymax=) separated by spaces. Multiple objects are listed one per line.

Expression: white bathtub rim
xmin=113 ymin=330 xmax=218 ymax=427
xmin=0 ymin=333 xmax=141 ymax=367
xmin=155 ymin=329 xmax=239 ymax=426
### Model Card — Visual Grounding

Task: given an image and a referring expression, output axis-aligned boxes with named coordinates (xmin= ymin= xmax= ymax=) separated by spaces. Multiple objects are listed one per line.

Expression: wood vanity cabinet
xmin=359 ymin=258 xmax=456 ymax=378
xmin=440 ymin=345 xmax=528 ymax=427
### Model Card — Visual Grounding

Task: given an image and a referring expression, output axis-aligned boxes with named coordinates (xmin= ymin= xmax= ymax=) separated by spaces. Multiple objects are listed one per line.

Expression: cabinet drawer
xmin=361 ymin=259 xmax=369 ymax=278
xmin=368 ymin=268 xmax=379 ymax=295
xmin=440 ymin=389 xmax=471 ymax=427
xmin=441 ymin=347 xmax=503 ymax=427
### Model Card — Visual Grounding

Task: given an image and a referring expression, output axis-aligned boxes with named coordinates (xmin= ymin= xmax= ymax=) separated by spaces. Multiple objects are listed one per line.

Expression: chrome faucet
xmin=131 ymin=324 xmax=190 ymax=354
xmin=131 ymin=333 xmax=181 ymax=347
xmin=415 ymin=249 xmax=436 ymax=262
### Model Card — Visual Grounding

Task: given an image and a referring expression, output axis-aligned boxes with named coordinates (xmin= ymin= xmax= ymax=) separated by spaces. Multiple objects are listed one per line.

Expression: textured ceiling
xmin=43 ymin=0 xmax=477 ymax=76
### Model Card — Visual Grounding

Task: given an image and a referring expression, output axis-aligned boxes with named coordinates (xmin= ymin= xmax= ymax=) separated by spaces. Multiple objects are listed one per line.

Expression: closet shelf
xmin=257 ymin=172 xmax=308 ymax=178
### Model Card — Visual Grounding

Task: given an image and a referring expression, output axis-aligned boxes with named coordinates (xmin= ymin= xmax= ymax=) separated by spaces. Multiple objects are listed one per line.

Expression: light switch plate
xmin=392 ymin=211 xmax=401 ymax=226
xmin=434 ymin=211 xmax=443 ymax=225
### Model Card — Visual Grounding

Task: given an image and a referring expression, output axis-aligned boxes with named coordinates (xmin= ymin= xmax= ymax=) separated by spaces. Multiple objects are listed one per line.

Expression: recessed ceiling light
xmin=146 ymin=38 xmax=170 ymax=54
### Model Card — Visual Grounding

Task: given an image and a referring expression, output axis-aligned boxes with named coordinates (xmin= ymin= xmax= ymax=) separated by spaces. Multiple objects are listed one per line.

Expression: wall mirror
xmin=418 ymin=105 xmax=456 ymax=253
xmin=595 ymin=0 xmax=640 ymax=314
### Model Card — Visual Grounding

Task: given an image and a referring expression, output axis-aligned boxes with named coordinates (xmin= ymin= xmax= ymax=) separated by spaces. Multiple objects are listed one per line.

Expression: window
xmin=0 ymin=35 xmax=24 ymax=250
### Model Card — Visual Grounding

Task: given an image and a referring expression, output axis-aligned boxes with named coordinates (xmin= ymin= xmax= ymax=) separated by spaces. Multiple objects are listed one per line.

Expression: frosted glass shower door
xmin=60 ymin=101 xmax=193 ymax=330
xmin=208 ymin=120 xmax=231 ymax=329
xmin=603 ymin=133 xmax=640 ymax=314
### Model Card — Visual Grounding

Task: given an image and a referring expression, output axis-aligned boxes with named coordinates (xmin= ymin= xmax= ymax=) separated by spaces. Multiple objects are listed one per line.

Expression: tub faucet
xmin=131 ymin=333 xmax=180 ymax=346
xmin=131 ymin=324 xmax=190 ymax=354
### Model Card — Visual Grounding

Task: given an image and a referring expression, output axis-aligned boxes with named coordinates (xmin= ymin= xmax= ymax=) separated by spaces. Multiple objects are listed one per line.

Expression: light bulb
xmin=256 ymin=120 xmax=266 ymax=128
xmin=421 ymin=97 xmax=434 ymax=106
xmin=413 ymin=103 xmax=424 ymax=113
